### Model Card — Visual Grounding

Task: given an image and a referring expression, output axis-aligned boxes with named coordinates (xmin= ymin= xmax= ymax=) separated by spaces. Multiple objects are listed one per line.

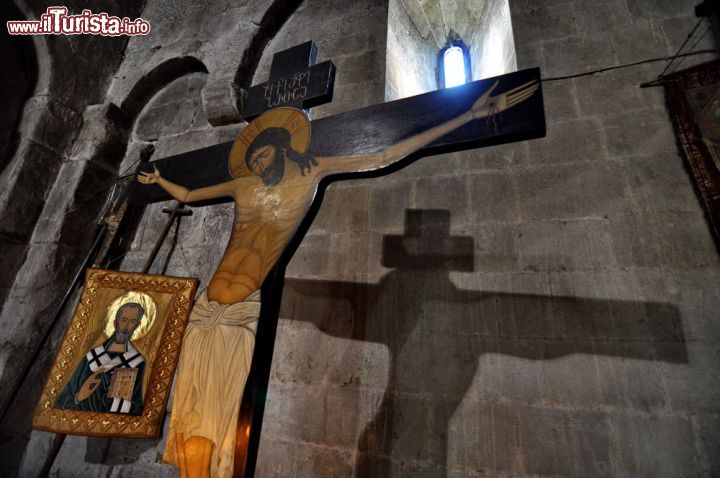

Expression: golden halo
xmin=103 ymin=291 xmax=157 ymax=340
xmin=228 ymin=107 xmax=311 ymax=178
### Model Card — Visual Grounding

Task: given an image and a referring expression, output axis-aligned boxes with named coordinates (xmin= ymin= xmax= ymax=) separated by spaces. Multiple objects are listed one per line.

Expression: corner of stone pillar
xmin=201 ymin=75 xmax=247 ymax=126
xmin=68 ymin=102 xmax=131 ymax=170
xmin=16 ymin=95 xmax=84 ymax=155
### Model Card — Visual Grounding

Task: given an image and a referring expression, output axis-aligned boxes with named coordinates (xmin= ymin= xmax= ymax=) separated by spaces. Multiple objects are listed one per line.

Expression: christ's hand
xmin=471 ymin=80 xmax=540 ymax=119
xmin=137 ymin=166 xmax=161 ymax=185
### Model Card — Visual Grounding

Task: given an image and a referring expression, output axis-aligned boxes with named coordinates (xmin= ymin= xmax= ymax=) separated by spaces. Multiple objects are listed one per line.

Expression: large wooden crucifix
xmin=129 ymin=41 xmax=545 ymax=478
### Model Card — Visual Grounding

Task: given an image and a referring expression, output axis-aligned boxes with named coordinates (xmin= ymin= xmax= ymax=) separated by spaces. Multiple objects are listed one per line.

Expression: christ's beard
xmin=114 ymin=330 xmax=132 ymax=344
xmin=260 ymin=159 xmax=284 ymax=186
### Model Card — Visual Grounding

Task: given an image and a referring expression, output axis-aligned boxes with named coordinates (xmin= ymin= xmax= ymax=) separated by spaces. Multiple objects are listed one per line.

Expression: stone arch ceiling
xmin=398 ymin=0 xmax=487 ymax=48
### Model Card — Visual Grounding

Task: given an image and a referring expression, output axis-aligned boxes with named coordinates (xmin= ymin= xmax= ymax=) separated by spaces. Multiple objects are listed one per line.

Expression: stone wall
xmin=2 ymin=0 xmax=719 ymax=476
xmin=0 ymin=0 xmax=140 ymax=308
xmin=471 ymin=0 xmax=517 ymax=80
xmin=385 ymin=0 xmax=438 ymax=100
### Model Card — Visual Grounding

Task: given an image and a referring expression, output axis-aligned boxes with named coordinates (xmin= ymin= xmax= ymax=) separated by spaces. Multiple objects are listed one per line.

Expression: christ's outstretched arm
xmin=316 ymin=80 xmax=539 ymax=177
xmin=138 ymin=166 xmax=238 ymax=202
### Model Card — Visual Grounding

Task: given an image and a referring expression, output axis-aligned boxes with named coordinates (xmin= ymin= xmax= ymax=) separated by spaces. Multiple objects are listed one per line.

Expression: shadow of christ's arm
xmin=281 ymin=276 xmax=688 ymax=364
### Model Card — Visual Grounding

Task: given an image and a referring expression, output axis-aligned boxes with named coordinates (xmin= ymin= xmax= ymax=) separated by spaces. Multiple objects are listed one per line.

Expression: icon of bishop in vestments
xmin=55 ymin=302 xmax=147 ymax=415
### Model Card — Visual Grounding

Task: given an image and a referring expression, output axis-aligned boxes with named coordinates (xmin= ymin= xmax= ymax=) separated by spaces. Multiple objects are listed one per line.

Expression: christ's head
xmin=245 ymin=127 xmax=317 ymax=185
xmin=113 ymin=303 xmax=144 ymax=344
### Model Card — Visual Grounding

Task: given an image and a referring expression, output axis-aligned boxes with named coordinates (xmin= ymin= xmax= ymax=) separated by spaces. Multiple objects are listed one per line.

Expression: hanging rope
xmin=666 ymin=23 xmax=713 ymax=76
xmin=542 ymin=49 xmax=716 ymax=83
xmin=661 ymin=17 xmax=707 ymax=77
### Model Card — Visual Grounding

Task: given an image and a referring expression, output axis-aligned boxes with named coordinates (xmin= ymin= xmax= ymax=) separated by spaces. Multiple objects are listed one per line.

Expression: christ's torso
xmin=206 ymin=170 xmax=318 ymax=304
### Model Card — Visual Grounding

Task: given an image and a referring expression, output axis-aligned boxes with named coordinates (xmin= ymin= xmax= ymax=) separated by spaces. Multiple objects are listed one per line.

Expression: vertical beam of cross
xmin=243 ymin=40 xmax=336 ymax=120
xmin=233 ymin=41 xmax=338 ymax=478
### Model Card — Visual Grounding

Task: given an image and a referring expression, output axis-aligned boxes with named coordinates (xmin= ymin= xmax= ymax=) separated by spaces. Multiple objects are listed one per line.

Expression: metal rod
xmin=161 ymin=214 xmax=183 ymax=275
xmin=141 ymin=202 xmax=191 ymax=274
xmin=39 ymin=433 xmax=66 ymax=477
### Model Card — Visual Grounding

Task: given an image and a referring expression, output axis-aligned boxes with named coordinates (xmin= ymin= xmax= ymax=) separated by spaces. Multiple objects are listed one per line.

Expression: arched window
xmin=385 ymin=0 xmax=515 ymax=100
xmin=439 ymin=39 xmax=471 ymax=88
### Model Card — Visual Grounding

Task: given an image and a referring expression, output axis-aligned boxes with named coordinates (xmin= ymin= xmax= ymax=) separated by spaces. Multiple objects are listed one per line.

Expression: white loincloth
xmin=164 ymin=289 xmax=261 ymax=478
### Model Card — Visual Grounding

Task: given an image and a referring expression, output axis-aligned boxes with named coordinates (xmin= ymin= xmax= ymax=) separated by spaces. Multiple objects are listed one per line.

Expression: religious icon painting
xmin=32 ymin=268 xmax=197 ymax=438
xmin=665 ymin=59 xmax=720 ymax=243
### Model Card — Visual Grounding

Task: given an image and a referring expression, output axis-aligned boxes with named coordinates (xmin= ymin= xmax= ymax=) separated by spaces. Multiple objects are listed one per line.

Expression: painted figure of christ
xmin=137 ymin=79 xmax=538 ymax=478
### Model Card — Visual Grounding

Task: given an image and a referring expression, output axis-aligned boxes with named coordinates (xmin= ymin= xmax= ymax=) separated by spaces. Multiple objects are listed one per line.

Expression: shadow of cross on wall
xmin=277 ymin=209 xmax=688 ymax=477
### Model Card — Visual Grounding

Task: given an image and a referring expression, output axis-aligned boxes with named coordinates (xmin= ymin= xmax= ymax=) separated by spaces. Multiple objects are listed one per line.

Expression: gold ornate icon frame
xmin=32 ymin=268 xmax=197 ymax=438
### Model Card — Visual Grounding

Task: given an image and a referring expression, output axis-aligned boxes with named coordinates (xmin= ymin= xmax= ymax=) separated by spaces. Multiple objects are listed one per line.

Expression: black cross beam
xmin=243 ymin=40 xmax=336 ymax=120
xmin=128 ymin=66 xmax=545 ymax=206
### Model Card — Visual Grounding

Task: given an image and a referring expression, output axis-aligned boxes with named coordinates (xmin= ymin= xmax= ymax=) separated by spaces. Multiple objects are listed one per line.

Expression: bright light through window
xmin=443 ymin=46 xmax=467 ymax=88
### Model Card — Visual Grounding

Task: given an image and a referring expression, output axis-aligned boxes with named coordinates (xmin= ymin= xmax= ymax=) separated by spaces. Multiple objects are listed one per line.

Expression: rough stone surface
xmin=386 ymin=0 xmax=516 ymax=100
xmin=470 ymin=0 xmax=517 ymax=80
xmin=385 ymin=0 xmax=437 ymax=100
xmin=1 ymin=0 xmax=720 ymax=477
